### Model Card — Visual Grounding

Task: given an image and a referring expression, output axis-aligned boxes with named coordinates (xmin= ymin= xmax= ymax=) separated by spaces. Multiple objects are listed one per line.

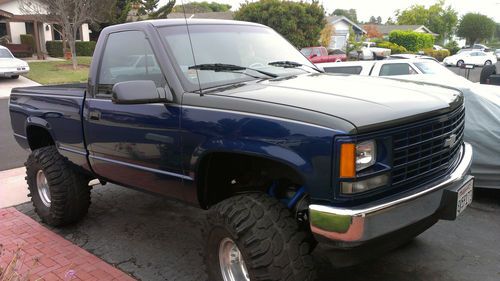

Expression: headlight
xmin=339 ymin=140 xmax=377 ymax=178
xmin=339 ymin=139 xmax=385 ymax=194
xmin=356 ymin=140 xmax=376 ymax=172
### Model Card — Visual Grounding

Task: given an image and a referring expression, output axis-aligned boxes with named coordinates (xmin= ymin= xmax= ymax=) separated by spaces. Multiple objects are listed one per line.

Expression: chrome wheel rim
xmin=36 ymin=170 xmax=51 ymax=207
xmin=219 ymin=238 xmax=250 ymax=281
xmin=485 ymin=61 xmax=492 ymax=65
xmin=457 ymin=61 xmax=464 ymax=67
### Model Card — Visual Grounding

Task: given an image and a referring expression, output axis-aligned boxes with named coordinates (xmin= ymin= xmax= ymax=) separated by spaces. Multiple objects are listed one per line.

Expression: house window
xmin=25 ymin=22 xmax=34 ymax=36
xmin=53 ymin=24 xmax=62 ymax=40
xmin=0 ymin=22 xmax=7 ymax=37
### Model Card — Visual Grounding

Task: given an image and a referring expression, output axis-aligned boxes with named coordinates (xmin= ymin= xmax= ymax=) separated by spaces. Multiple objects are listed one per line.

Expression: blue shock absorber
xmin=287 ymin=186 xmax=305 ymax=209
xmin=268 ymin=182 xmax=306 ymax=209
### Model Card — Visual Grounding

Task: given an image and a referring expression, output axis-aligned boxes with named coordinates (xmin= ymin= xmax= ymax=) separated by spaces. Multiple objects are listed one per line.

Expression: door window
xmin=97 ymin=30 xmax=166 ymax=97
xmin=379 ymin=63 xmax=418 ymax=76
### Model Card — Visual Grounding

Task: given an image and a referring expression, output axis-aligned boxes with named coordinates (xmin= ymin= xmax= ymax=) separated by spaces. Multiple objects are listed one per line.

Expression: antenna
xmin=180 ymin=0 xmax=203 ymax=95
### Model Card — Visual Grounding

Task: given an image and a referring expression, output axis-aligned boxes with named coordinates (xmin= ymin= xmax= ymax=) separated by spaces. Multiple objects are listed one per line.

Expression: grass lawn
xmin=25 ymin=57 xmax=92 ymax=85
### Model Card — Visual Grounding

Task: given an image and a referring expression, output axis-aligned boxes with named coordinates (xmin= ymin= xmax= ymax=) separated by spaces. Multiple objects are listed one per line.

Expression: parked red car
xmin=300 ymin=46 xmax=347 ymax=63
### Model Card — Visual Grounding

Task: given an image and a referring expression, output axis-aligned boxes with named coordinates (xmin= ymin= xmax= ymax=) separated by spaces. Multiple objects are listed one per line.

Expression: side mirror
xmin=112 ymin=80 xmax=173 ymax=104
xmin=310 ymin=54 xmax=318 ymax=58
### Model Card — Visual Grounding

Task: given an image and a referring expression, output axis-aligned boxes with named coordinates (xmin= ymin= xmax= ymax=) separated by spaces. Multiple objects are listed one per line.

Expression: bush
xmin=389 ymin=30 xmax=435 ymax=52
xmin=377 ymin=41 xmax=407 ymax=54
xmin=75 ymin=41 xmax=96 ymax=56
xmin=444 ymin=41 xmax=460 ymax=55
xmin=423 ymin=49 xmax=451 ymax=61
xmin=45 ymin=41 xmax=96 ymax=57
xmin=46 ymin=41 xmax=64 ymax=57
xmin=20 ymin=34 xmax=34 ymax=56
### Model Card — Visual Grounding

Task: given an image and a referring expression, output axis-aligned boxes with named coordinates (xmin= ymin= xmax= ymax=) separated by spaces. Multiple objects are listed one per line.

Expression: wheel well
xmin=26 ymin=126 xmax=54 ymax=150
xmin=198 ymin=152 xmax=305 ymax=209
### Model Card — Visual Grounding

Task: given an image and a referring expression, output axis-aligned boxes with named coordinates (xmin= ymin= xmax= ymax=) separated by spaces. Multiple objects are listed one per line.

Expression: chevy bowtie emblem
xmin=444 ymin=134 xmax=457 ymax=148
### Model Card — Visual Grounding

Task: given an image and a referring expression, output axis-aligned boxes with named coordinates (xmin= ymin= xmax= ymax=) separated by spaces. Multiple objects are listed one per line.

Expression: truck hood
xmin=214 ymin=73 xmax=463 ymax=133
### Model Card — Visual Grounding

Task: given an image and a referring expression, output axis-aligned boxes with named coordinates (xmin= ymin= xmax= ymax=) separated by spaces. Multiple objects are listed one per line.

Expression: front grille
xmin=391 ymin=106 xmax=465 ymax=190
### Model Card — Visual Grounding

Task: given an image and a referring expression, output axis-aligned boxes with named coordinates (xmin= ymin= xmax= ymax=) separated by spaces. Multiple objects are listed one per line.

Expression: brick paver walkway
xmin=0 ymin=207 xmax=135 ymax=281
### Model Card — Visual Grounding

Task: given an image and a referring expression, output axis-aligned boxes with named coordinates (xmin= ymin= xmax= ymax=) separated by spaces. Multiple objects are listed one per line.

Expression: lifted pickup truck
xmin=10 ymin=19 xmax=473 ymax=280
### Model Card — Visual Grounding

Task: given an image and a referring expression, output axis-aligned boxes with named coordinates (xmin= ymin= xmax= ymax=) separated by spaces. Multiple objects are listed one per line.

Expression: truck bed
xmin=9 ymin=83 xmax=88 ymax=167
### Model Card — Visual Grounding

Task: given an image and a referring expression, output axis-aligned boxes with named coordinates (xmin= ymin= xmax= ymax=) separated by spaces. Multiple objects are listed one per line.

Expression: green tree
xmin=495 ymin=23 xmax=500 ymax=40
xmin=332 ymin=8 xmax=357 ymax=23
xmin=150 ymin=0 xmax=176 ymax=18
xmin=112 ymin=0 xmax=132 ymax=24
xmin=396 ymin=0 xmax=457 ymax=43
xmin=234 ymin=0 xmax=326 ymax=49
xmin=456 ymin=13 xmax=496 ymax=44
xmin=138 ymin=0 xmax=159 ymax=15
xmin=172 ymin=1 xmax=231 ymax=13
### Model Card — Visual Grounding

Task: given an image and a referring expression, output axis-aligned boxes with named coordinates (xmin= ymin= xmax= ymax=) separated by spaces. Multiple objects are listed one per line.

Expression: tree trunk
xmin=67 ymin=31 xmax=77 ymax=70
xmin=69 ymin=41 xmax=77 ymax=70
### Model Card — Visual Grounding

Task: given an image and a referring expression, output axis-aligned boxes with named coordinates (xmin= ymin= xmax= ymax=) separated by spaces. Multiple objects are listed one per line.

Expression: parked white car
xmin=386 ymin=54 xmax=438 ymax=62
xmin=349 ymin=42 xmax=391 ymax=60
xmin=317 ymin=59 xmax=457 ymax=77
xmin=495 ymin=49 xmax=500 ymax=60
xmin=0 ymin=45 xmax=29 ymax=79
xmin=443 ymin=50 xmax=497 ymax=67
xmin=317 ymin=59 xmax=500 ymax=189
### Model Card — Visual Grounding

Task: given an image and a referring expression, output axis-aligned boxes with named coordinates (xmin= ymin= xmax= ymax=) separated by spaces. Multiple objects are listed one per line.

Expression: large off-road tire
xmin=205 ymin=193 xmax=316 ymax=281
xmin=25 ymin=146 xmax=91 ymax=226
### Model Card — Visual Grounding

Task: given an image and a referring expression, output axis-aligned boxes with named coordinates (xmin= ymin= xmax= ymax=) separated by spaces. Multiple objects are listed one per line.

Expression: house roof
xmin=326 ymin=15 xmax=367 ymax=34
xmin=0 ymin=8 xmax=12 ymax=18
xmin=167 ymin=12 xmax=234 ymax=20
xmin=376 ymin=25 xmax=437 ymax=35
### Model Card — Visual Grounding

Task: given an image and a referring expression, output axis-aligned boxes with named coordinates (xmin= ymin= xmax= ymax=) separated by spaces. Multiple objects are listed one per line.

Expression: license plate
xmin=456 ymin=179 xmax=473 ymax=217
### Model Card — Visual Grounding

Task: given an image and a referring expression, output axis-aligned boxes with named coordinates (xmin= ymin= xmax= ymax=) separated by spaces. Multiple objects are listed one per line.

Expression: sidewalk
xmin=0 ymin=207 xmax=136 ymax=281
xmin=0 ymin=167 xmax=29 ymax=208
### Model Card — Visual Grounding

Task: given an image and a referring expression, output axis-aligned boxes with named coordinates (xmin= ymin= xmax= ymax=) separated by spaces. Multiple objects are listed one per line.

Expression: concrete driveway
xmin=15 ymin=184 xmax=500 ymax=281
xmin=0 ymin=76 xmax=39 ymax=99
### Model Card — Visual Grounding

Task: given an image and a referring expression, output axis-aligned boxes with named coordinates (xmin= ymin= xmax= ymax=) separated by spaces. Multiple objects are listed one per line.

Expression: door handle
xmin=89 ymin=110 xmax=101 ymax=120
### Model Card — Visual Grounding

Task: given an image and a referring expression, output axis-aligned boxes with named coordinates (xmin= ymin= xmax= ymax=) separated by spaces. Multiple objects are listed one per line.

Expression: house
xmin=375 ymin=25 xmax=438 ymax=37
xmin=0 ymin=0 xmax=90 ymax=58
xmin=325 ymin=16 xmax=367 ymax=50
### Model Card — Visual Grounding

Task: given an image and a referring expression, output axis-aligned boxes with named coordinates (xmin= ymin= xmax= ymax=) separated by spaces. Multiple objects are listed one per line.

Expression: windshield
xmin=159 ymin=24 xmax=316 ymax=91
xmin=300 ymin=48 xmax=313 ymax=56
xmin=414 ymin=61 xmax=456 ymax=75
xmin=0 ymin=48 xmax=13 ymax=58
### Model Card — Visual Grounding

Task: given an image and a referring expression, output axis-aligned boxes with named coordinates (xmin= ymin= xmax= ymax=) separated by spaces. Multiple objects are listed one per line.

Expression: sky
xmin=160 ymin=0 xmax=500 ymax=22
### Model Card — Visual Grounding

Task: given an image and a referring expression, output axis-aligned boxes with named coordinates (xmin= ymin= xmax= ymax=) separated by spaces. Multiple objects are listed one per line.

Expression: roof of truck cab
xmin=122 ymin=19 xmax=267 ymax=28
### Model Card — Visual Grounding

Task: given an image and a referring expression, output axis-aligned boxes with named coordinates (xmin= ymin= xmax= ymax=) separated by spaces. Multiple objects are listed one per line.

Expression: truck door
xmin=83 ymin=30 xmax=187 ymax=198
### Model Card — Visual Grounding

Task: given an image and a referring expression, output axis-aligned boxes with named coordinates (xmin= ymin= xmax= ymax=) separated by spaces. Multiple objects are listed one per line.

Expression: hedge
xmin=45 ymin=41 xmax=96 ymax=57
xmin=377 ymin=41 xmax=407 ymax=54
xmin=20 ymin=34 xmax=34 ymax=56
xmin=423 ymin=49 xmax=451 ymax=62
xmin=389 ymin=30 xmax=434 ymax=52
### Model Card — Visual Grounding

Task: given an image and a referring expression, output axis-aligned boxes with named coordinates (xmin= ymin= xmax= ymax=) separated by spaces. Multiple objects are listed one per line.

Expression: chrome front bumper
xmin=309 ymin=142 xmax=473 ymax=246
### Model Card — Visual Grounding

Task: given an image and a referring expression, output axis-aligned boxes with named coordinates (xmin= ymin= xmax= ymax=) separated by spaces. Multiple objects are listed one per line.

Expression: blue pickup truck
xmin=9 ymin=19 xmax=473 ymax=280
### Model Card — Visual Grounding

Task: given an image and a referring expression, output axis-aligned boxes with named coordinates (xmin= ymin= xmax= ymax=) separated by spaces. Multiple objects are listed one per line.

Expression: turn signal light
xmin=339 ymin=143 xmax=356 ymax=178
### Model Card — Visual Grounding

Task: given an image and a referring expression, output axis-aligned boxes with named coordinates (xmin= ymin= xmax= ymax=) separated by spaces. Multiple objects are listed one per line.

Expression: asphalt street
xmin=15 ymin=184 xmax=500 ymax=281
xmin=448 ymin=61 xmax=500 ymax=83
xmin=0 ymin=97 xmax=28 ymax=170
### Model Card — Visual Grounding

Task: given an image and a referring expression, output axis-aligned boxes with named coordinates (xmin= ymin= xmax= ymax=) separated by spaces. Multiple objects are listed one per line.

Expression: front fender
xmin=190 ymin=137 xmax=312 ymax=179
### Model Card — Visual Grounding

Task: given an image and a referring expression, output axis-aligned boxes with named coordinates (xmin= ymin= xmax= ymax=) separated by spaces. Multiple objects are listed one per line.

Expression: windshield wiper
xmin=189 ymin=63 xmax=278 ymax=78
xmin=268 ymin=61 xmax=321 ymax=72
